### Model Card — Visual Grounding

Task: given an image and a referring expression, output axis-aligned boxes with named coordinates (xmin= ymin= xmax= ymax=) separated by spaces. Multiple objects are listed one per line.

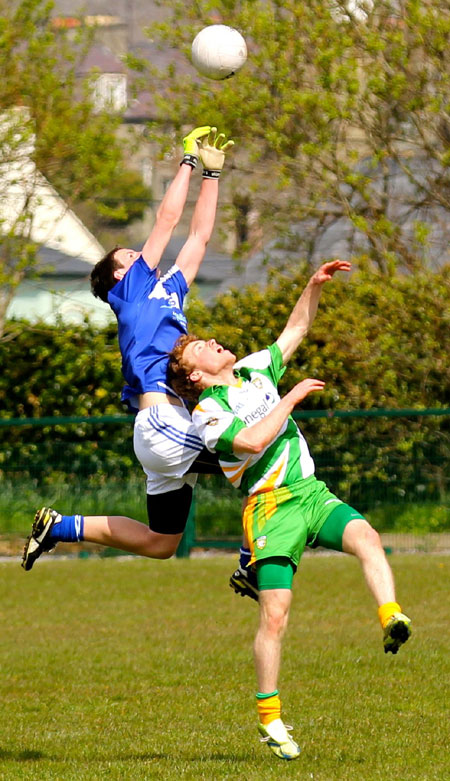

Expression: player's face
xmin=114 ymin=248 xmax=140 ymax=273
xmin=184 ymin=338 xmax=235 ymax=376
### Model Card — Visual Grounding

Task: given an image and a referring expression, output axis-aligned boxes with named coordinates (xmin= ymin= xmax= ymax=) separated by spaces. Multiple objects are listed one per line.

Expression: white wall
xmin=7 ymin=278 xmax=115 ymax=326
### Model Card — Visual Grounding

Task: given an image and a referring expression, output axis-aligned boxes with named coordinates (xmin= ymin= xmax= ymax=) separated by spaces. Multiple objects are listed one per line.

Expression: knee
xmin=361 ymin=522 xmax=381 ymax=548
xmin=156 ymin=539 xmax=180 ymax=559
xmin=261 ymin=602 xmax=289 ymax=637
xmin=266 ymin=614 xmax=286 ymax=638
xmin=155 ymin=548 xmax=176 ymax=560
xmin=343 ymin=518 xmax=383 ymax=557
xmin=144 ymin=534 xmax=180 ymax=560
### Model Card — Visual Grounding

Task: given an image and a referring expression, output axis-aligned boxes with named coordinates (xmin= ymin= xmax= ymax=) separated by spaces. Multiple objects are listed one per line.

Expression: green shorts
xmin=243 ymin=474 xmax=366 ymax=572
xmin=256 ymin=557 xmax=296 ymax=591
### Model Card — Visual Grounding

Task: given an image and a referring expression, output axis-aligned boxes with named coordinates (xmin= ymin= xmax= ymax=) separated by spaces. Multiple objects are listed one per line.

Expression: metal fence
xmin=0 ymin=408 xmax=449 ymax=554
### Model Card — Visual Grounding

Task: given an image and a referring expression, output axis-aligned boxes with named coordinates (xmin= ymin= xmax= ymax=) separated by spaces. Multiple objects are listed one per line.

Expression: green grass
xmin=0 ymin=554 xmax=448 ymax=779
xmin=0 ymin=476 xmax=448 ymax=536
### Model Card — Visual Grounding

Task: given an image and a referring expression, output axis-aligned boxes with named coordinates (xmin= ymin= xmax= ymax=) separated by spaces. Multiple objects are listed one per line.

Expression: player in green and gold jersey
xmin=168 ymin=260 xmax=411 ymax=761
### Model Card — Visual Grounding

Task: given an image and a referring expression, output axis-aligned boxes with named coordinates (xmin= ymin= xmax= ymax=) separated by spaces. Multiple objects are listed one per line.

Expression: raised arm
xmin=175 ymin=129 xmax=234 ymax=286
xmin=174 ymin=177 xmax=218 ymax=286
xmin=233 ymin=378 xmax=325 ymax=454
xmin=276 ymin=260 xmax=351 ymax=365
xmin=141 ymin=126 xmax=211 ymax=269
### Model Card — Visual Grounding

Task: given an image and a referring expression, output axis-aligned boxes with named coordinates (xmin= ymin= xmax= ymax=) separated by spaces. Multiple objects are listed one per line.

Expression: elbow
xmin=156 ymin=205 xmax=180 ymax=232
xmin=189 ymin=227 xmax=211 ymax=249
xmin=234 ymin=439 xmax=264 ymax=455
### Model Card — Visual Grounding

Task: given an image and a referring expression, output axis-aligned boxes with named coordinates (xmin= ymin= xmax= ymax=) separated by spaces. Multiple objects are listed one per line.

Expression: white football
xmin=191 ymin=24 xmax=247 ymax=81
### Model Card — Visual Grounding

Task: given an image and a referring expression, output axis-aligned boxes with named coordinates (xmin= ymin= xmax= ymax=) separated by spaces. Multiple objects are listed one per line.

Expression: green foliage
xmin=195 ymin=475 xmax=242 ymax=536
xmin=93 ymin=169 xmax=152 ymax=227
xmin=138 ymin=0 xmax=450 ymax=272
xmin=0 ymin=0 xmax=123 ymax=203
xmin=0 ymin=318 xmax=133 ymax=484
xmin=367 ymin=501 xmax=450 ymax=534
xmin=0 ymin=0 xmax=145 ymax=331
xmin=187 ymin=265 xmax=450 ymax=408
xmin=186 ymin=265 xmax=450 ymax=512
xmin=0 ymin=318 xmax=122 ymax=419
xmin=0 ymin=263 xmax=449 ymax=533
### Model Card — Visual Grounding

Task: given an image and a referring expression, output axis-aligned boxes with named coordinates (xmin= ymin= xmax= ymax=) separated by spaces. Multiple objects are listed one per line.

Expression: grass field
xmin=0 ymin=554 xmax=448 ymax=780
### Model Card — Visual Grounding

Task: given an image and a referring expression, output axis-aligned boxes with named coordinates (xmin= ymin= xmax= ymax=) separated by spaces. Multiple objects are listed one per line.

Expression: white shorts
xmin=133 ymin=405 xmax=204 ymax=495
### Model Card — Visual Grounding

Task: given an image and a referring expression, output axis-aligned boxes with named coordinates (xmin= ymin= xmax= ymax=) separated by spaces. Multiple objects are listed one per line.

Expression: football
xmin=191 ymin=24 xmax=247 ymax=80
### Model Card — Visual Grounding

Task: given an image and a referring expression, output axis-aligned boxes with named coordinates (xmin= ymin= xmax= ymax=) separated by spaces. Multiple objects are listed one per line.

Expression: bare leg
xmin=83 ymin=515 xmax=182 ymax=559
xmin=254 ymin=589 xmax=292 ymax=693
xmin=342 ymin=518 xmax=396 ymax=606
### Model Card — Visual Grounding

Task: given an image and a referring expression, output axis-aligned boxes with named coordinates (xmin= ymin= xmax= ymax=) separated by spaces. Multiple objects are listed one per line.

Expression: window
xmin=92 ymin=73 xmax=127 ymax=112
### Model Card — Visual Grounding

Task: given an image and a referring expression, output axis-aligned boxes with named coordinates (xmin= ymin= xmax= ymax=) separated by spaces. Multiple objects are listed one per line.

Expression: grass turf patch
xmin=0 ymin=554 xmax=448 ymax=779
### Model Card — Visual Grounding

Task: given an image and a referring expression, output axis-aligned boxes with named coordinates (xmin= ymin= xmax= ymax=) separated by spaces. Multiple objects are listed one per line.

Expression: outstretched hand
xmin=183 ymin=126 xmax=212 ymax=156
xmin=312 ymin=260 xmax=352 ymax=284
xmin=199 ymin=127 xmax=235 ymax=171
xmin=288 ymin=378 xmax=325 ymax=406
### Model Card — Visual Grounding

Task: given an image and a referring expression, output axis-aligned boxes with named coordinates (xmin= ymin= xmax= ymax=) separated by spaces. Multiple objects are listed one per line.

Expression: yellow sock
xmin=378 ymin=601 xmax=401 ymax=629
xmin=257 ymin=693 xmax=281 ymax=726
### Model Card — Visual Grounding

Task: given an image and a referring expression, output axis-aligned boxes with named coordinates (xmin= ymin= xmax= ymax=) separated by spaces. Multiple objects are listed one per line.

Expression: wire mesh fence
xmin=1 ymin=409 xmax=449 ymax=550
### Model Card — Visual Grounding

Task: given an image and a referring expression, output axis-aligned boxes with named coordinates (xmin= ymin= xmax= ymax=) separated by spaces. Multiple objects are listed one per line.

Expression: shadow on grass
xmin=0 ymin=748 xmax=250 ymax=765
xmin=0 ymin=748 xmax=48 ymax=762
xmin=111 ymin=752 xmax=250 ymax=763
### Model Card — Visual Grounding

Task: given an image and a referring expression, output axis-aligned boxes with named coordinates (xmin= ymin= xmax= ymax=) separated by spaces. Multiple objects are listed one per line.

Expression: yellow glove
xmin=199 ymin=127 xmax=235 ymax=179
xmin=181 ymin=126 xmax=212 ymax=168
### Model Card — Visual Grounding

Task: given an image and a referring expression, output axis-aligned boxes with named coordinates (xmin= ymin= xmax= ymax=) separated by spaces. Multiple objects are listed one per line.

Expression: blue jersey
xmin=108 ymin=258 xmax=188 ymax=409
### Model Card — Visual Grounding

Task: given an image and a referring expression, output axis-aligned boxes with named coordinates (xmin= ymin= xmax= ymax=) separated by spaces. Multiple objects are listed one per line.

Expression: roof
xmin=35 ymin=237 xmax=236 ymax=303
xmin=36 ymin=246 xmax=96 ymax=277
xmin=78 ymin=44 xmax=126 ymax=74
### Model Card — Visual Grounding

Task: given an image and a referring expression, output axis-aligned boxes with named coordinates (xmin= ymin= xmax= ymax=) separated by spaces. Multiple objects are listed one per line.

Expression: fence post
xmin=175 ymin=493 xmax=196 ymax=558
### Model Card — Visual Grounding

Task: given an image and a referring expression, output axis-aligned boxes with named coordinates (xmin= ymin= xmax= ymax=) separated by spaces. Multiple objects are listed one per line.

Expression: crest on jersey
xmin=206 ymin=417 xmax=219 ymax=426
xmin=256 ymin=535 xmax=267 ymax=549
xmin=148 ymin=281 xmax=181 ymax=310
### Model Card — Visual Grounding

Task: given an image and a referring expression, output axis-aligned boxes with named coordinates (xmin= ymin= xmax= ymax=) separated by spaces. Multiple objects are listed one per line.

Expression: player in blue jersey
xmin=22 ymin=125 xmax=236 ymax=570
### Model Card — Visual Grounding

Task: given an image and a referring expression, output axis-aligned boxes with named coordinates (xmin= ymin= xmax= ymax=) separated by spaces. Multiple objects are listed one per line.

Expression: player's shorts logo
xmin=256 ymin=535 xmax=267 ymax=549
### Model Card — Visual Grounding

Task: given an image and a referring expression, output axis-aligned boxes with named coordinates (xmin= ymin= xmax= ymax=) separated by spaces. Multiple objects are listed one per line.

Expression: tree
xmin=141 ymin=0 xmax=450 ymax=273
xmin=92 ymin=169 xmax=152 ymax=228
xmin=1 ymin=267 xmax=449 ymax=522
xmin=186 ymin=264 xmax=450 ymax=512
xmin=0 ymin=0 xmax=143 ymax=336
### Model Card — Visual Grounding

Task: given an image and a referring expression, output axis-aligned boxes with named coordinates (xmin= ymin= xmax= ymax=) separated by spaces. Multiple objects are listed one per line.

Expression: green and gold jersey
xmin=192 ymin=343 xmax=315 ymax=496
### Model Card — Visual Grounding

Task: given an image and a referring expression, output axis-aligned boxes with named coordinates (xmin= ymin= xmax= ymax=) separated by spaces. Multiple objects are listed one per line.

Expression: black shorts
xmin=186 ymin=447 xmax=222 ymax=475
xmin=147 ymin=484 xmax=193 ymax=535
xmin=146 ymin=448 xmax=221 ymax=534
